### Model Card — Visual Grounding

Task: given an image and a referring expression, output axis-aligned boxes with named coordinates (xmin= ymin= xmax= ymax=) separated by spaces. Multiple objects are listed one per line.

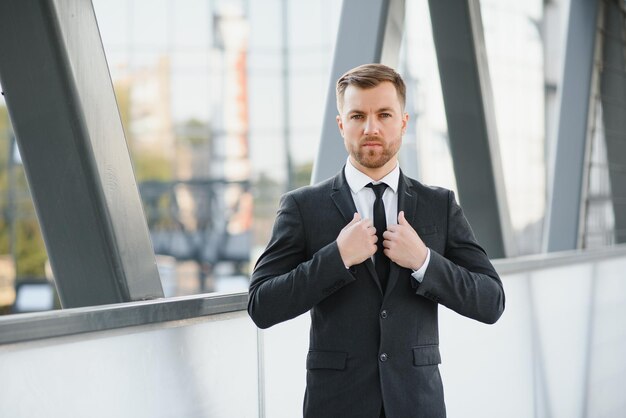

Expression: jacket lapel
xmin=330 ymin=169 xmax=357 ymax=223
xmin=330 ymin=168 xmax=381 ymax=294
xmin=384 ymin=171 xmax=418 ymax=297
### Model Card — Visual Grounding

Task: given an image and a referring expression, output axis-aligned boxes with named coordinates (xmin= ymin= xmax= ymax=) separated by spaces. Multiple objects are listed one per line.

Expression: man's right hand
xmin=337 ymin=212 xmax=377 ymax=268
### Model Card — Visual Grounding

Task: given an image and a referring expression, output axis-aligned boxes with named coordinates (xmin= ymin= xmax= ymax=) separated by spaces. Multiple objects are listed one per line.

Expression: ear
xmin=336 ymin=114 xmax=344 ymax=137
xmin=401 ymin=112 xmax=409 ymax=134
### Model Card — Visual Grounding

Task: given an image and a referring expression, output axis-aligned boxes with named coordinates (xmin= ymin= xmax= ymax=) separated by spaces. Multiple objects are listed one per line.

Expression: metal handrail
xmin=0 ymin=291 xmax=247 ymax=345
xmin=493 ymin=243 xmax=626 ymax=275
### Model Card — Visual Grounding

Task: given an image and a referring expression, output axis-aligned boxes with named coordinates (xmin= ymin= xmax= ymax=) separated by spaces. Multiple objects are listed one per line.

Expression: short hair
xmin=336 ymin=64 xmax=406 ymax=112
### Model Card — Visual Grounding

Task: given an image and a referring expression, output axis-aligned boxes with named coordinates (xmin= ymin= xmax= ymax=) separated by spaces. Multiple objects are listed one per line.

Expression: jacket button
xmin=379 ymin=353 xmax=388 ymax=362
xmin=380 ymin=310 xmax=388 ymax=319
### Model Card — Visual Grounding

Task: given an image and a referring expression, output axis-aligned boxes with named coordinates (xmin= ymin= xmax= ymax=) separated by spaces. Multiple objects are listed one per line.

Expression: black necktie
xmin=366 ymin=182 xmax=390 ymax=290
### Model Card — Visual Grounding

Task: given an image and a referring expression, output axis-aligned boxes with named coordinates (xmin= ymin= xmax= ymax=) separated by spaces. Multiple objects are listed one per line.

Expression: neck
xmin=349 ymin=156 xmax=397 ymax=181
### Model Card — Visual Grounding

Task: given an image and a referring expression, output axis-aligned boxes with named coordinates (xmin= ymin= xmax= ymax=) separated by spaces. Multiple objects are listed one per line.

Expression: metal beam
xmin=428 ymin=0 xmax=513 ymax=258
xmin=0 ymin=0 xmax=163 ymax=307
xmin=544 ymin=0 xmax=599 ymax=252
xmin=600 ymin=0 xmax=626 ymax=244
xmin=312 ymin=0 xmax=405 ymax=184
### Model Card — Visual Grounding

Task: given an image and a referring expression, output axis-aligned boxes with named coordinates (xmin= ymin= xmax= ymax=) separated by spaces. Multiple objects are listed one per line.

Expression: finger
xmin=360 ymin=218 xmax=374 ymax=228
xmin=398 ymin=211 xmax=407 ymax=225
xmin=382 ymin=230 xmax=394 ymax=239
xmin=346 ymin=212 xmax=361 ymax=226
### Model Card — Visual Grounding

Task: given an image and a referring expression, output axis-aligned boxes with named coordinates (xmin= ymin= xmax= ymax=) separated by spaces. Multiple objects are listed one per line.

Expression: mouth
xmin=362 ymin=141 xmax=383 ymax=148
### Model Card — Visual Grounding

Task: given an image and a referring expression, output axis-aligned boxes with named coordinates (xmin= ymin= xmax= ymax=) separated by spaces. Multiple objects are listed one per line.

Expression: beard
xmin=350 ymin=136 xmax=400 ymax=169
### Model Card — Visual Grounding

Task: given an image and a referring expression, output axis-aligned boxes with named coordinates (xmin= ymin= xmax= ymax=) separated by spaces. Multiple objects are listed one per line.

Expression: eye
xmin=380 ymin=113 xmax=392 ymax=119
xmin=350 ymin=114 xmax=364 ymax=120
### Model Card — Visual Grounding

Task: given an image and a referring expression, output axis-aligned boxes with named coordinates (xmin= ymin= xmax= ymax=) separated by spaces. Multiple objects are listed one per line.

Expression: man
xmin=248 ymin=64 xmax=505 ymax=418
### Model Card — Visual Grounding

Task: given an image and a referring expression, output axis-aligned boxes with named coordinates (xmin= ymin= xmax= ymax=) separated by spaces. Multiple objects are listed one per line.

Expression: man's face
xmin=336 ymin=81 xmax=408 ymax=176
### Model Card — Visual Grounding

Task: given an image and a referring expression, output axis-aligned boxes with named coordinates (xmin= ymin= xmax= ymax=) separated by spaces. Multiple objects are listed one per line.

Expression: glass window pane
xmin=0 ymin=81 xmax=55 ymax=315
xmin=480 ymin=0 xmax=546 ymax=254
xmin=93 ymin=0 xmax=341 ymax=297
xmin=399 ymin=0 xmax=457 ymax=194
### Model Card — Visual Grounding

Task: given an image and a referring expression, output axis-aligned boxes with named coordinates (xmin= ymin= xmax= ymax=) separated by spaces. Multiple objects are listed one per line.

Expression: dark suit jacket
xmin=248 ymin=168 xmax=505 ymax=418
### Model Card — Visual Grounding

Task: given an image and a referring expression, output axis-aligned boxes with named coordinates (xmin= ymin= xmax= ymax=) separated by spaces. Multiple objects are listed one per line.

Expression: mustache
xmin=360 ymin=136 xmax=383 ymax=145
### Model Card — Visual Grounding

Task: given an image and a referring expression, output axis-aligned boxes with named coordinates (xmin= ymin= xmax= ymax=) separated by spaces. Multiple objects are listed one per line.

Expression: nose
xmin=363 ymin=117 xmax=380 ymax=136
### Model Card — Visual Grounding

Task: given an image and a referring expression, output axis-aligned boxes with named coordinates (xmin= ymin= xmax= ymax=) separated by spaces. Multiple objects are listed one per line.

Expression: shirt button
xmin=380 ymin=310 xmax=388 ymax=319
xmin=379 ymin=353 xmax=388 ymax=362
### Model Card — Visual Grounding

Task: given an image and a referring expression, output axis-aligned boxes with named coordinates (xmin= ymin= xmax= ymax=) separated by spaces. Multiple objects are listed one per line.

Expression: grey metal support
xmin=0 ymin=1 xmax=163 ymax=307
xmin=600 ymin=0 xmax=626 ymax=244
xmin=312 ymin=0 xmax=405 ymax=184
xmin=544 ymin=0 xmax=600 ymax=252
xmin=428 ymin=0 xmax=514 ymax=258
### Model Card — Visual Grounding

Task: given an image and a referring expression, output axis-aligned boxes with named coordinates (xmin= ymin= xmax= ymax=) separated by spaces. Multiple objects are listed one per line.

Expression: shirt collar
xmin=344 ymin=157 xmax=400 ymax=194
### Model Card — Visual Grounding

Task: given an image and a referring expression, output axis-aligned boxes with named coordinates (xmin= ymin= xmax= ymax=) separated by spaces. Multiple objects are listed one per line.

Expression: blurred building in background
xmin=0 ymin=0 xmax=620 ymax=309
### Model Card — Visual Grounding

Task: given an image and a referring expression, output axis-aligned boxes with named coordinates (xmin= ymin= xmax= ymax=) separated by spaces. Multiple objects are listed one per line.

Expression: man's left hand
xmin=383 ymin=211 xmax=428 ymax=270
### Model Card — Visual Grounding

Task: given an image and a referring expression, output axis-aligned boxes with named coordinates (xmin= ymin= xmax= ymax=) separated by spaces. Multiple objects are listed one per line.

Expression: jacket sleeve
xmin=414 ymin=190 xmax=505 ymax=324
xmin=248 ymin=193 xmax=356 ymax=329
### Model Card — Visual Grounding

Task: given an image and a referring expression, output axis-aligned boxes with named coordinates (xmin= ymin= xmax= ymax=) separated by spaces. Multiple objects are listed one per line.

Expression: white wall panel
xmin=0 ymin=311 xmax=259 ymax=418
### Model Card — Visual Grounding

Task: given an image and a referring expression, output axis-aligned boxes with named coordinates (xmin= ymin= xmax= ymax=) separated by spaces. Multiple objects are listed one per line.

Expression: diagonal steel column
xmin=600 ymin=0 xmax=626 ymax=244
xmin=544 ymin=0 xmax=600 ymax=252
xmin=313 ymin=0 xmax=405 ymax=184
xmin=428 ymin=0 xmax=514 ymax=258
xmin=0 ymin=0 xmax=163 ymax=307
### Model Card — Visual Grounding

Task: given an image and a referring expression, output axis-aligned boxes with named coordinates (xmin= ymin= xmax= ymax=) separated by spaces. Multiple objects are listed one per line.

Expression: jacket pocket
xmin=412 ymin=345 xmax=441 ymax=366
xmin=306 ymin=350 xmax=348 ymax=370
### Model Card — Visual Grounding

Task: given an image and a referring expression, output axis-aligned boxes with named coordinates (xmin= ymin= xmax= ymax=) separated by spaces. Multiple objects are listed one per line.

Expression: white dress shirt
xmin=344 ymin=158 xmax=430 ymax=283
